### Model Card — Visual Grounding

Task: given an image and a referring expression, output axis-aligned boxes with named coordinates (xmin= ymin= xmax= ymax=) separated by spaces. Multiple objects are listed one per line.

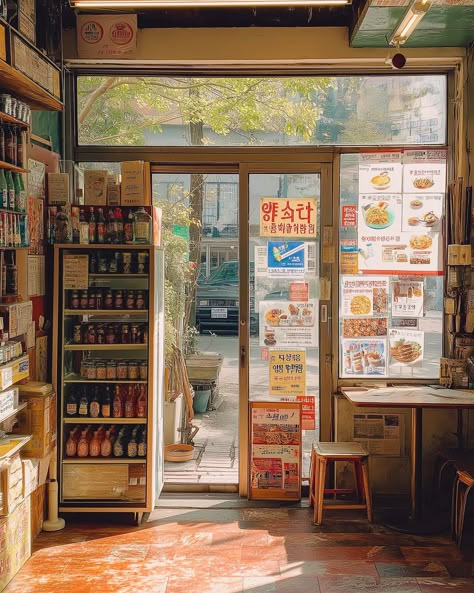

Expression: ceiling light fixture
xmin=388 ymin=0 xmax=431 ymax=46
xmin=70 ymin=0 xmax=351 ymax=8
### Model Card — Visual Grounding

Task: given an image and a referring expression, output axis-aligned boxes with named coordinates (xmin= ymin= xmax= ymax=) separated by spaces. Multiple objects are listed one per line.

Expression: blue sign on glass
xmin=268 ymin=241 xmax=305 ymax=270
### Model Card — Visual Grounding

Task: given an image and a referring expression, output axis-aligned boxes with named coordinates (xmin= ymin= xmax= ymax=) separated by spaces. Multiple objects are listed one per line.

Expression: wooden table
xmin=340 ymin=385 xmax=474 ymax=532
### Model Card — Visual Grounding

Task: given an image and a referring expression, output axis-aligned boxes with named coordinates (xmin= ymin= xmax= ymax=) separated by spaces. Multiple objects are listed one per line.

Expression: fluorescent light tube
xmin=70 ymin=0 xmax=351 ymax=7
xmin=389 ymin=0 xmax=431 ymax=46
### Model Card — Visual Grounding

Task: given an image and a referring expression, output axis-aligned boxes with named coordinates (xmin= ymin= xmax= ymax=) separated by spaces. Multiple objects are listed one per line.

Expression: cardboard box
xmin=107 ymin=175 xmax=121 ymax=206
xmin=47 ymin=173 xmax=70 ymax=205
xmin=0 ymin=356 xmax=29 ymax=392
xmin=0 ymin=453 xmax=23 ymax=516
xmin=84 ymin=170 xmax=108 ymax=206
xmin=17 ymin=388 xmax=53 ymax=458
xmin=29 ymin=484 xmax=45 ymax=540
xmin=21 ymin=458 xmax=39 ymax=499
xmin=0 ymin=497 xmax=31 ymax=591
xmin=0 ymin=387 xmax=19 ymax=424
xmin=121 ymin=161 xmax=151 ymax=206
xmin=35 ymin=334 xmax=48 ymax=383
xmin=0 ymin=301 xmax=33 ymax=339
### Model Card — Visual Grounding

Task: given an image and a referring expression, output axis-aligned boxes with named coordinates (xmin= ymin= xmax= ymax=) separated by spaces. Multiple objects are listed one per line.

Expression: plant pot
xmin=192 ymin=385 xmax=211 ymax=414
xmin=185 ymin=353 xmax=223 ymax=382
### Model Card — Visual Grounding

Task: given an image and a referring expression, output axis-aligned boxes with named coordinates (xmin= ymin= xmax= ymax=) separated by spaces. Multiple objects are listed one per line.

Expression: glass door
xmin=239 ymin=163 xmax=333 ymax=493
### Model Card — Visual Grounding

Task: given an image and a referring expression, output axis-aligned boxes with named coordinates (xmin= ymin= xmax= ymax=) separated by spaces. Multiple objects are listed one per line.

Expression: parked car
xmin=196 ymin=261 xmax=258 ymax=334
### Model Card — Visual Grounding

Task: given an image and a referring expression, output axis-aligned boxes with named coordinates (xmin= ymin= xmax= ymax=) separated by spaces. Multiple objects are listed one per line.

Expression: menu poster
xmin=281 ymin=395 xmax=316 ymax=431
xmin=63 ymin=255 xmax=89 ymax=290
xmin=359 ymin=194 xmax=402 ymax=236
xmin=260 ymin=197 xmax=317 ymax=238
xmin=341 ymin=339 xmax=387 ymax=377
xmin=343 ymin=317 xmax=388 ymax=338
xmin=255 ymin=244 xmax=316 ymax=278
xmin=341 ymin=276 xmax=389 ymax=317
xmin=249 ymin=402 xmax=302 ymax=501
xmin=402 ymin=150 xmax=447 ymax=195
xmin=269 ymin=349 xmax=306 ymax=396
xmin=260 ymin=300 xmax=318 ymax=348
xmin=401 ymin=194 xmax=443 ymax=233
xmin=353 ymin=413 xmax=403 ymax=457
xmin=392 ymin=281 xmax=424 ymax=318
xmin=267 ymin=241 xmax=305 ymax=275
xmin=359 ymin=153 xmax=402 ymax=195
xmin=389 ymin=329 xmax=424 ymax=366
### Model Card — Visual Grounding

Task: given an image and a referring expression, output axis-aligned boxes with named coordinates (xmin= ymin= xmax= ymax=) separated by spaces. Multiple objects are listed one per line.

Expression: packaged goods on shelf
xmin=29 ymin=483 xmax=45 ymax=539
xmin=0 ymin=452 xmax=23 ymax=516
xmin=0 ymin=300 xmax=32 ymax=339
xmin=0 ymin=496 xmax=31 ymax=591
xmin=0 ymin=387 xmax=18 ymax=422
xmin=17 ymin=385 xmax=55 ymax=458
xmin=121 ymin=161 xmax=150 ymax=207
xmin=84 ymin=170 xmax=108 ymax=206
xmin=107 ymin=175 xmax=121 ymax=206
xmin=0 ymin=355 xmax=29 ymax=391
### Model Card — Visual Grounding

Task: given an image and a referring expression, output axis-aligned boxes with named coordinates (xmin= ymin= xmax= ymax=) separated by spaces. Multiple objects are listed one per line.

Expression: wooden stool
xmin=452 ymin=468 xmax=474 ymax=549
xmin=310 ymin=442 xmax=373 ymax=525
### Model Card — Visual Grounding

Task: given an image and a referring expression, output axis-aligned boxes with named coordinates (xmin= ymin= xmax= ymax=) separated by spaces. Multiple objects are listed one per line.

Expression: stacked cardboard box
xmin=0 ymin=497 xmax=31 ymax=591
xmin=17 ymin=383 xmax=55 ymax=458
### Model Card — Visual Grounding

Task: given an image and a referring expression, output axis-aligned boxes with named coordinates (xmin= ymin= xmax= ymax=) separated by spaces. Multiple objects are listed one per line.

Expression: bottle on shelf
xmin=128 ymin=428 xmax=138 ymax=458
xmin=101 ymin=385 xmax=112 ymax=418
xmin=124 ymin=209 xmax=133 ymax=243
xmin=0 ymin=126 xmax=5 ymax=162
xmin=113 ymin=429 xmax=125 ymax=457
xmin=138 ymin=429 xmax=147 ymax=457
xmin=136 ymin=385 xmax=147 ymax=418
xmin=5 ymin=251 xmax=17 ymax=295
xmin=16 ymin=129 xmax=23 ymax=167
xmin=88 ymin=208 xmax=96 ymax=244
xmin=78 ymin=388 xmax=89 ymax=417
xmin=5 ymin=170 xmax=14 ymax=210
xmin=65 ymin=429 xmax=78 ymax=457
xmin=77 ymin=430 xmax=89 ymax=457
xmin=97 ymin=208 xmax=106 ymax=244
xmin=5 ymin=127 xmax=16 ymax=166
xmin=124 ymin=385 xmax=135 ymax=418
xmin=71 ymin=209 xmax=80 ymax=244
xmin=132 ymin=207 xmax=152 ymax=244
xmin=107 ymin=208 xmax=117 ymax=244
xmin=89 ymin=387 xmax=100 ymax=418
xmin=89 ymin=431 xmax=101 ymax=457
xmin=115 ymin=207 xmax=123 ymax=243
xmin=0 ymin=169 xmax=7 ymax=209
xmin=16 ymin=173 xmax=26 ymax=212
xmin=112 ymin=386 xmax=122 ymax=418
xmin=66 ymin=387 xmax=78 ymax=417
xmin=79 ymin=209 xmax=89 ymax=244
xmin=101 ymin=430 xmax=112 ymax=457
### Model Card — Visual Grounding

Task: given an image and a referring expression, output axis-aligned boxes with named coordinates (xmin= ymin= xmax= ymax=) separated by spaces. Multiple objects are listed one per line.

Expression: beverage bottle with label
xmin=138 ymin=429 xmax=147 ymax=457
xmin=66 ymin=387 xmax=78 ymax=417
xmin=13 ymin=173 xmax=21 ymax=212
xmin=5 ymin=127 xmax=16 ymax=165
xmin=89 ymin=387 xmax=100 ymax=418
xmin=132 ymin=207 xmax=152 ymax=244
xmin=124 ymin=209 xmax=133 ymax=243
xmin=0 ymin=126 xmax=5 ymax=162
xmin=17 ymin=173 xmax=26 ymax=213
xmin=127 ymin=428 xmax=138 ymax=458
xmin=97 ymin=208 xmax=106 ymax=244
xmin=107 ymin=208 xmax=117 ymax=244
xmin=101 ymin=385 xmax=112 ymax=418
xmin=136 ymin=385 xmax=147 ymax=418
xmin=0 ymin=169 xmax=7 ymax=209
xmin=89 ymin=430 xmax=101 ymax=457
xmin=5 ymin=170 xmax=14 ymax=210
xmin=16 ymin=128 xmax=23 ymax=167
xmin=115 ymin=207 xmax=123 ymax=243
xmin=113 ymin=430 xmax=125 ymax=457
xmin=124 ymin=385 xmax=135 ymax=418
xmin=88 ymin=208 xmax=96 ymax=243
xmin=78 ymin=387 xmax=89 ymax=417
xmin=79 ymin=209 xmax=89 ymax=244
xmin=101 ymin=430 xmax=112 ymax=457
xmin=65 ymin=430 xmax=78 ymax=457
xmin=71 ymin=209 xmax=80 ymax=244
xmin=77 ymin=430 xmax=89 ymax=458
xmin=112 ymin=385 xmax=123 ymax=418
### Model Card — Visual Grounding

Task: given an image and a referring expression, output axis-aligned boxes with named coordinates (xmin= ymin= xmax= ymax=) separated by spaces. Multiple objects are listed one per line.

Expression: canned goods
xmin=96 ymin=361 xmax=107 ymax=380
xmin=122 ymin=252 xmax=132 ymax=274
xmin=106 ymin=360 xmax=117 ymax=380
xmin=128 ymin=361 xmax=139 ymax=379
xmin=117 ymin=361 xmax=128 ymax=379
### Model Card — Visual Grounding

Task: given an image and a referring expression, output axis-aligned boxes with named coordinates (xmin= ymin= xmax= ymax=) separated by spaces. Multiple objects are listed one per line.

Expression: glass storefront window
xmin=339 ymin=152 xmax=445 ymax=380
xmin=77 ymin=75 xmax=447 ymax=147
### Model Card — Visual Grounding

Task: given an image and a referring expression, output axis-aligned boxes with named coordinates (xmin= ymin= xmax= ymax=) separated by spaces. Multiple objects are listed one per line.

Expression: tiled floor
xmin=5 ymin=498 xmax=474 ymax=593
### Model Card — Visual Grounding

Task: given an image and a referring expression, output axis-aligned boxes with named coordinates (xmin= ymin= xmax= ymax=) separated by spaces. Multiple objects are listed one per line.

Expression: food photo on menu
xmin=342 ymin=339 xmax=387 ymax=376
xmin=389 ymin=329 xmax=424 ymax=366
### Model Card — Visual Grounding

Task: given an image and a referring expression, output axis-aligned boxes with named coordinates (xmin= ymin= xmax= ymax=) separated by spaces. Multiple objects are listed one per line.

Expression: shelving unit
xmin=0 ymin=161 xmax=28 ymax=174
xmin=53 ymin=245 xmax=165 ymax=517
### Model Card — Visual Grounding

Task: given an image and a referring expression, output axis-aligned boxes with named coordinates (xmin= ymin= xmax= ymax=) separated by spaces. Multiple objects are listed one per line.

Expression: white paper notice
xmin=391 ymin=281 xmax=424 ymax=318
xmin=353 ymin=413 xmax=403 ymax=456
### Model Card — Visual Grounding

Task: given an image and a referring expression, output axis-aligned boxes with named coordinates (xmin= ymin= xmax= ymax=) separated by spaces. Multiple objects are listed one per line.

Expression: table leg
xmin=411 ymin=407 xmax=423 ymax=520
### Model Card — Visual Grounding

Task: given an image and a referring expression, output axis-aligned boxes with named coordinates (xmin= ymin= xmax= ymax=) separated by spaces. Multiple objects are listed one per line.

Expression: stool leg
xmin=361 ymin=458 xmax=373 ymax=523
xmin=353 ymin=460 xmax=360 ymax=501
xmin=316 ymin=457 xmax=327 ymax=526
xmin=313 ymin=454 xmax=320 ymax=524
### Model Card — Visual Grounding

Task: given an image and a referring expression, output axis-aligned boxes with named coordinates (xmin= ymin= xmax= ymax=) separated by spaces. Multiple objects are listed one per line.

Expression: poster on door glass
xmin=391 ymin=281 xmax=424 ymax=318
xmin=249 ymin=402 xmax=301 ymax=501
xmin=254 ymin=244 xmax=316 ymax=278
xmin=341 ymin=339 xmax=387 ymax=377
xmin=389 ymin=329 xmax=424 ymax=366
xmin=341 ymin=276 xmax=389 ymax=317
xmin=401 ymin=194 xmax=443 ymax=233
xmin=359 ymin=194 xmax=402 ymax=236
xmin=269 ymin=349 xmax=306 ymax=396
xmin=259 ymin=300 xmax=318 ymax=348
xmin=260 ymin=197 xmax=317 ymax=238
xmin=359 ymin=152 xmax=402 ymax=194
xmin=402 ymin=150 xmax=447 ymax=195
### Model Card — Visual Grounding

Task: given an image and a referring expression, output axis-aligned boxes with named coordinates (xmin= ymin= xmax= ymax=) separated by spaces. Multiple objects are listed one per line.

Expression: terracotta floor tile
xmin=375 ymin=562 xmax=450 ymax=578
xmin=243 ymin=575 xmax=320 ymax=593
xmin=401 ymin=547 xmax=464 ymax=562
xmin=416 ymin=577 xmax=474 ymax=593
xmin=241 ymin=545 xmax=288 ymax=562
xmin=285 ymin=546 xmax=403 ymax=562
xmin=318 ymin=576 xmax=422 ymax=593
xmin=165 ymin=577 xmax=244 ymax=593
xmin=211 ymin=557 xmax=281 ymax=577
xmin=281 ymin=560 xmax=379 ymax=577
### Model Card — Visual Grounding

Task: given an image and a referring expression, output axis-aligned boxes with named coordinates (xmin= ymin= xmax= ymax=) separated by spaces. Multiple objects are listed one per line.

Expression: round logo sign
xmin=80 ymin=21 xmax=104 ymax=45
xmin=110 ymin=22 xmax=134 ymax=46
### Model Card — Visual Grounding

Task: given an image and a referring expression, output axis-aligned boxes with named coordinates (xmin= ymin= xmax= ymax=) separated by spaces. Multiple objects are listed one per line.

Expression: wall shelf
xmin=0 ymin=111 xmax=29 ymax=129
xmin=64 ymin=375 xmax=147 ymax=384
xmin=0 ymin=161 xmax=28 ymax=174
xmin=55 ymin=244 xmax=153 ymax=250
xmin=64 ymin=310 xmax=148 ymax=316
xmin=64 ymin=344 xmax=147 ymax=352
xmin=64 ymin=418 xmax=147 ymax=425
xmin=62 ymin=458 xmax=146 ymax=464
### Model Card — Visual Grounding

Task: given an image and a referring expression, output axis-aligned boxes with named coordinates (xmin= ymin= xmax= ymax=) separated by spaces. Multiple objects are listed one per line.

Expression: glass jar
xmin=125 ymin=291 xmax=135 ymax=310
xmin=73 ymin=324 xmax=82 ymax=344
xmin=87 ymin=361 xmax=97 ymax=380
xmin=139 ymin=361 xmax=148 ymax=380
xmin=130 ymin=324 xmax=139 ymax=344
xmin=87 ymin=324 xmax=96 ymax=344
xmin=114 ymin=290 xmax=123 ymax=309
xmin=121 ymin=324 xmax=130 ymax=344
xmin=106 ymin=324 xmax=116 ymax=344
xmin=80 ymin=358 xmax=88 ymax=378
xmin=96 ymin=361 xmax=107 ymax=380
xmin=106 ymin=360 xmax=117 ymax=380
xmin=128 ymin=361 xmax=139 ymax=380
xmin=70 ymin=290 xmax=79 ymax=309
xmin=117 ymin=361 xmax=129 ymax=379
xmin=96 ymin=324 xmax=105 ymax=344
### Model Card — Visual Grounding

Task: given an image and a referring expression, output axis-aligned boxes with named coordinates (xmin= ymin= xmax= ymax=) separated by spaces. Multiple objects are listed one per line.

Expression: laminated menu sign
xmin=341 ymin=276 xmax=389 ymax=317
xmin=63 ymin=255 xmax=89 ymax=290
xmin=392 ymin=281 xmax=424 ymax=318
xmin=389 ymin=328 xmax=424 ymax=366
xmin=401 ymin=194 xmax=442 ymax=233
xmin=249 ymin=401 xmax=301 ymax=500
xmin=269 ymin=349 xmax=306 ymax=396
xmin=267 ymin=241 xmax=305 ymax=276
xmin=359 ymin=152 xmax=402 ymax=194
xmin=402 ymin=150 xmax=447 ymax=195
xmin=341 ymin=339 xmax=387 ymax=377
xmin=260 ymin=197 xmax=317 ymax=238
xmin=259 ymin=300 xmax=318 ymax=348
xmin=343 ymin=317 xmax=388 ymax=339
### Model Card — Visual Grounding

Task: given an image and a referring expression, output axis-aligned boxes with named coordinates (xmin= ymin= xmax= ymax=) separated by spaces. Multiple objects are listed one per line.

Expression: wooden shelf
xmin=64 ymin=344 xmax=147 ymax=352
xmin=0 ymin=207 xmax=27 ymax=215
xmin=55 ymin=244 xmax=153 ymax=250
xmin=0 ymin=111 xmax=29 ymax=129
xmin=0 ymin=161 xmax=28 ymax=174
xmin=64 ymin=418 xmax=147 ymax=425
xmin=64 ymin=375 xmax=147 ymax=384
xmin=89 ymin=274 xmax=148 ymax=279
xmin=62 ymin=458 xmax=146 ymax=464
xmin=0 ymin=246 xmax=28 ymax=251
xmin=64 ymin=309 xmax=148 ymax=316
xmin=0 ymin=402 xmax=27 ymax=424
xmin=0 ymin=435 xmax=31 ymax=462
xmin=0 ymin=58 xmax=62 ymax=111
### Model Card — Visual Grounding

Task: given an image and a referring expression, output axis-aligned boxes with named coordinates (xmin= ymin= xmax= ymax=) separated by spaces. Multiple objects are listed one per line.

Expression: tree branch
xmin=78 ymin=77 xmax=118 ymax=125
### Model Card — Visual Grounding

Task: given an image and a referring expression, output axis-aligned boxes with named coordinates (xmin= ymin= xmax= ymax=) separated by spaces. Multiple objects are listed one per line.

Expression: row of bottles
xmin=69 ymin=289 xmax=147 ymax=311
xmin=0 ymin=170 xmax=27 ymax=212
xmin=66 ymin=384 xmax=147 ymax=419
xmin=0 ymin=126 xmax=24 ymax=167
xmin=0 ymin=212 xmax=28 ymax=249
xmin=72 ymin=207 xmax=152 ymax=245
xmin=0 ymin=93 xmax=31 ymax=124
xmin=2 ymin=251 xmax=18 ymax=295
xmin=89 ymin=250 xmax=149 ymax=275
xmin=65 ymin=424 xmax=147 ymax=459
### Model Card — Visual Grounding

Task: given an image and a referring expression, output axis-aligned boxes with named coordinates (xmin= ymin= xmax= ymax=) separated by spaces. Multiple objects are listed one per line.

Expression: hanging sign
xmin=77 ymin=15 xmax=137 ymax=59
xmin=249 ymin=401 xmax=302 ymax=501
xmin=63 ymin=255 xmax=89 ymax=290
xmin=260 ymin=197 xmax=317 ymax=238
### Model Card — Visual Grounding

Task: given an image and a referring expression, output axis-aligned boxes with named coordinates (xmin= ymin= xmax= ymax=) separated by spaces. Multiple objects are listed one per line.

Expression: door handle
xmin=240 ymin=345 xmax=246 ymax=368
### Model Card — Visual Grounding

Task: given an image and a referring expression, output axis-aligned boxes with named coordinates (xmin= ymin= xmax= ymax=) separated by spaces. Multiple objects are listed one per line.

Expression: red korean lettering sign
xmin=260 ymin=197 xmax=317 ymax=238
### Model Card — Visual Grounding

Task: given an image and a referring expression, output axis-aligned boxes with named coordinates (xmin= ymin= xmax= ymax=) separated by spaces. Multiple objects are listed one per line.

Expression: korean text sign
xmin=260 ymin=197 xmax=317 ymax=238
